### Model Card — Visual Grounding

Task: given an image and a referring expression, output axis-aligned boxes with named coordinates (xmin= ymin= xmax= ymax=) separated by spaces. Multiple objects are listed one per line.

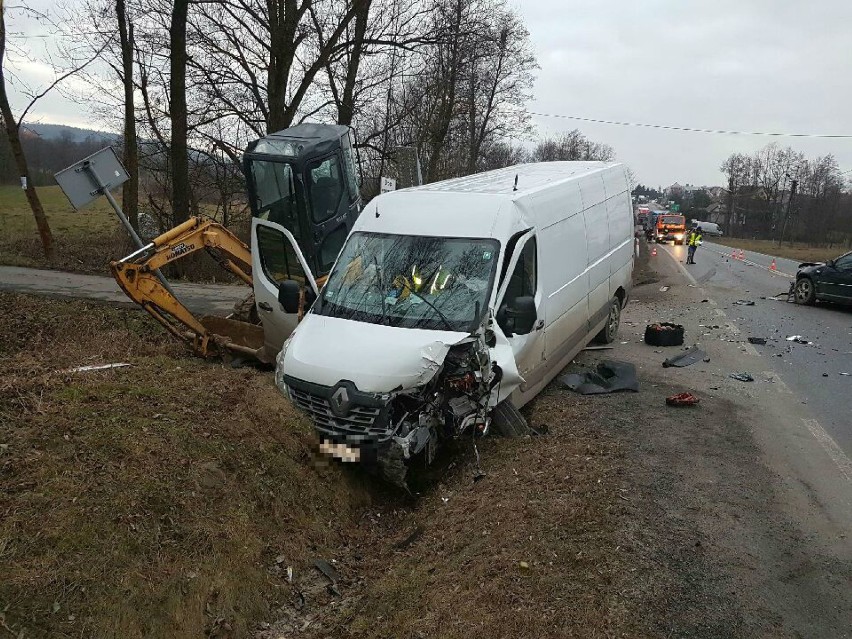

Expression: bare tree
xmin=532 ymin=130 xmax=615 ymax=162
xmin=170 ymin=0 xmax=190 ymax=226
xmin=0 ymin=4 xmax=109 ymax=258
xmin=116 ymin=0 xmax=139 ymax=230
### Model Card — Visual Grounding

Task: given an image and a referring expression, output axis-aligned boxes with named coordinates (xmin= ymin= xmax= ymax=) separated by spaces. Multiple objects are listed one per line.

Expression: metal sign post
xmin=54 ymin=147 xmax=174 ymax=295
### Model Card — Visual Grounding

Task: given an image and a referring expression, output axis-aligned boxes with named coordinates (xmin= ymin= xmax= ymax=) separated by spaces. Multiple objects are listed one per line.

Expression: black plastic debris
xmin=747 ymin=337 xmax=767 ymax=345
xmin=662 ymin=345 xmax=707 ymax=368
xmin=559 ymin=360 xmax=639 ymax=395
xmin=786 ymin=335 xmax=811 ymax=345
xmin=733 ymin=300 xmax=755 ymax=306
xmin=729 ymin=372 xmax=754 ymax=382
xmin=313 ymin=559 xmax=340 ymax=584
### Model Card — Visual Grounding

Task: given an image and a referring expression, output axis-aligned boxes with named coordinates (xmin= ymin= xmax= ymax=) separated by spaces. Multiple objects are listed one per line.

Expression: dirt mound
xmin=0 ymin=293 xmax=375 ymax=638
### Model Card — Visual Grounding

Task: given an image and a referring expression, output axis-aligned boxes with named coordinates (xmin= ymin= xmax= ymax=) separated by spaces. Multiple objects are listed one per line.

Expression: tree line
xmin=720 ymin=144 xmax=851 ymax=247
xmin=1 ymin=0 xmax=620 ymax=259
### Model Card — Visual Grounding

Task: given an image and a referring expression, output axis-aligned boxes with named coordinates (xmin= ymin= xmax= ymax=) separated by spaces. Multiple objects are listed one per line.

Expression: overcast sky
xmin=8 ymin=0 xmax=852 ymax=187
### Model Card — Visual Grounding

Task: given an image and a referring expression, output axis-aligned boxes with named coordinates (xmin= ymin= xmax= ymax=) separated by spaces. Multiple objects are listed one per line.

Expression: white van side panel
xmin=538 ymin=212 xmax=588 ymax=361
xmin=583 ymin=199 xmax=610 ymax=328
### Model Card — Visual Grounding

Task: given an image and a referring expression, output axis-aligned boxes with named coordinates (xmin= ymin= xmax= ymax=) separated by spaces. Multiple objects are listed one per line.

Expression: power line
xmin=528 ymin=112 xmax=852 ymax=139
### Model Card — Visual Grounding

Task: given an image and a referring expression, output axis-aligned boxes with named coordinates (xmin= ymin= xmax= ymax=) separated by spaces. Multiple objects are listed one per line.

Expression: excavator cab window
xmin=251 ymin=160 xmax=297 ymax=221
xmin=307 ymin=154 xmax=345 ymax=223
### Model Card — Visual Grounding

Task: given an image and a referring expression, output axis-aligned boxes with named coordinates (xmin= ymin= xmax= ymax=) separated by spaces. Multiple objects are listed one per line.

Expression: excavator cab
xmin=107 ymin=123 xmax=362 ymax=364
xmin=244 ymin=124 xmax=362 ymax=359
xmin=244 ymin=123 xmax=362 ymax=276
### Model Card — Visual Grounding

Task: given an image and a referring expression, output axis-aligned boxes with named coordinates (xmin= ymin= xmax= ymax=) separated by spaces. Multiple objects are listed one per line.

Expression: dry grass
xmin=710 ymin=237 xmax=848 ymax=263
xmin=283 ymin=387 xmax=642 ymax=639
xmin=0 ymin=292 xmax=375 ymax=638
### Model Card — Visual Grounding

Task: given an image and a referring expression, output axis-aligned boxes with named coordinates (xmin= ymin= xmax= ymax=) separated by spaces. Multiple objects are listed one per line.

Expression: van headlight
xmin=674 ymin=233 xmax=684 ymax=240
xmin=274 ymin=333 xmax=296 ymax=389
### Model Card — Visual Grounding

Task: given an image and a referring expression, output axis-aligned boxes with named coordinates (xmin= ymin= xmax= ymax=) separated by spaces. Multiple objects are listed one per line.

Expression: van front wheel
xmin=490 ymin=400 xmax=530 ymax=437
xmin=595 ymin=297 xmax=621 ymax=344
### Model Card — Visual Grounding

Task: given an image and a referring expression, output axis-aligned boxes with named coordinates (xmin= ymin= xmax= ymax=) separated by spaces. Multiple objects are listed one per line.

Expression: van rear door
xmin=251 ymin=218 xmax=319 ymax=360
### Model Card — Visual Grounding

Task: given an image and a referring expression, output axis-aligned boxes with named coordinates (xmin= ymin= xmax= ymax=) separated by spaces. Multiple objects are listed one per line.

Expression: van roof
xmin=357 ymin=161 xmax=626 ymax=241
xmin=411 ymin=161 xmax=619 ymax=197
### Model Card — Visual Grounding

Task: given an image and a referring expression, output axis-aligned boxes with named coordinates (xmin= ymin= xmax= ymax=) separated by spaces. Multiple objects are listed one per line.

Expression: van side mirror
xmin=497 ymin=296 xmax=536 ymax=336
xmin=510 ymin=296 xmax=537 ymax=334
xmin=278 ymin=280 xmax=301 ymax=313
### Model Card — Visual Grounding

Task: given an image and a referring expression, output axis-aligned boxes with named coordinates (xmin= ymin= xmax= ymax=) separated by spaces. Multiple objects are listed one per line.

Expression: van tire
xmin=594 ymin=297 xmax=621 ymax=344
xmin=490 ymin=400 xmax=529 ymax=437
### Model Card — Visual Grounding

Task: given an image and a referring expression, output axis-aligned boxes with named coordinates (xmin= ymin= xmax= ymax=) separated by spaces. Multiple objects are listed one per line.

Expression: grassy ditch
xmin=0 ymin=292 xmax=375 ymax=638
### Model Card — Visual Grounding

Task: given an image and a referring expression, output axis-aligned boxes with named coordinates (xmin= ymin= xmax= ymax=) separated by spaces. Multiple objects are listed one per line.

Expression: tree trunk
xmin=117 ymin=0 xmax=139 ymax=231
xmin=170 ymin=0 xmax=190 ymax=226
xmin=337 ymin=0 xmax=371 ymax=126
xmin=0 ymin=8 xmax=54 ymax=258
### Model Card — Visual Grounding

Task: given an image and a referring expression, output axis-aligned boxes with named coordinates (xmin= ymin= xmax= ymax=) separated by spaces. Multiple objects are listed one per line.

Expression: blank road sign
xmin=54 ymin=147 xmax=130 ymax=210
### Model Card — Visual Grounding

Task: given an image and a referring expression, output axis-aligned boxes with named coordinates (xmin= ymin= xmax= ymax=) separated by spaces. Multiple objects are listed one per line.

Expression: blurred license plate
xmin=319 ymin=440 xmax=361 ymax=462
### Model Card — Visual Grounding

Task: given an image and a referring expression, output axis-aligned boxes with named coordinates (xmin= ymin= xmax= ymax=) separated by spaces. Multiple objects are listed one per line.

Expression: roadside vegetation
xmin=708 ymin=236 xmax=844 ymax=263
xmin=0 ymin=292 xmax=378 ymax=638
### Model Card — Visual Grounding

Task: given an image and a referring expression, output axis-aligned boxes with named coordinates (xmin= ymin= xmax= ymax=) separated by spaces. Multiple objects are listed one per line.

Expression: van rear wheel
xmin=595 ymin=297 xmax=621 ymax=344
xmin=490 ymin=400 xmax=529 ymax=437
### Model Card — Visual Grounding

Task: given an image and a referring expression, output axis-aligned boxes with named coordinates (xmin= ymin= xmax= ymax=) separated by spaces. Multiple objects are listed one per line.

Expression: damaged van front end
xmin=273 ymin=229 xmax=523 ymax=485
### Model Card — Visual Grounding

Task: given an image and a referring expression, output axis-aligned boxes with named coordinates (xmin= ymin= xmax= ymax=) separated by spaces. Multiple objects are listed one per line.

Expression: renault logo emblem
xmin=330 ymin=385 xmax=351 ymax=415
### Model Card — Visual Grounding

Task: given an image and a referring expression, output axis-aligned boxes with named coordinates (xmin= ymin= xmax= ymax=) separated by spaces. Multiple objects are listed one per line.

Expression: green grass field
xmin=0 ymin=184 xmax=120 ymax=239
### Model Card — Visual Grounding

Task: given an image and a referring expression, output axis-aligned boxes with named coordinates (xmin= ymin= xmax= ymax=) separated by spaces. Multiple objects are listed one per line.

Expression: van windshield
xmin=316 ymin=232 xmax=499 ymax=332
xmin=662 ymin=215 xmax=685 ymax=225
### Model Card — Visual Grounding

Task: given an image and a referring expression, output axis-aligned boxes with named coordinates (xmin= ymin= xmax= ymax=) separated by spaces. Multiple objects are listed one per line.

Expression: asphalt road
xmin=0 ymin=265 xmax=247 ymax=316
xmin=657 ymin=240 xmax=852 ymax=457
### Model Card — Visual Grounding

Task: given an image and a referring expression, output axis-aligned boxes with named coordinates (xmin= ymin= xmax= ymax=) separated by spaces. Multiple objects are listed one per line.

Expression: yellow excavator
xmin=109 ymin=123 xmax=362 ymax=363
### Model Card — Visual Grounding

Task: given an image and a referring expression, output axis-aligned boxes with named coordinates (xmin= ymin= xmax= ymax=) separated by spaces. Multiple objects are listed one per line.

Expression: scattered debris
xmin=822 ymin=373 xmax=829 ymax=377
xmin=666 ymin=392 xmax=700 ymax=407
xmin=729 ymin=372 xmax=755 ymax=382
xmin=644 ymin=322 xmax=685 ymax=346
xmin=701 ymin=299 xmax=710 ymax=303
xmin=747 ymin=337 xmax=767 ymax=345
xmin=662 ymin=345 xmax=707 ymax=368
xmin=62 ymin=362 xmax=131 ymax=373
xmin=312 ymin=559 xmax=340 ymax=584
xmin=659 ymin=286 xmax=670 ymax=292
xmin=786 ymin=335 xmax=811 ymax=344
xmin=519 ymin=561 xmax=530 ymax=570
xmin=583 ymin=345 xmax=615 ymax=351
xmin=841 ymin=372 xmax=850 ymax=376
xmin=733 ymin=300 xmax=755 ymax=306
xmin=559 ymin=360 xmax=639 ymax=395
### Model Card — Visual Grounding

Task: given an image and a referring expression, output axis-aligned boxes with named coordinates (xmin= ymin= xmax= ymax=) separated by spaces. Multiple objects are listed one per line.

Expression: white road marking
xmin=802 ymin=419 xmax=852 ymax=483
xmin=714 ymin=308 xmax=727 ymax=317
xmin=742 ymin=342 xmax=760 ymax=356
xmin=762 ymin=371 xmax=792 ymax=393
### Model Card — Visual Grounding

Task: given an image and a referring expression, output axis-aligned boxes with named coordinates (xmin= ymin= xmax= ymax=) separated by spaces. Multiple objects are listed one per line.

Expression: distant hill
xmin=21 ymin=122 xmax=119 ymax=144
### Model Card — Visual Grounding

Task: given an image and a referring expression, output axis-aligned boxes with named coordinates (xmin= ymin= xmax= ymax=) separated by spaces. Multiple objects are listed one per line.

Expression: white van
xmin=691 ymin=221 xmax=723 ymax=237
xmin=268 ymin=162 xmax=634 ymax=481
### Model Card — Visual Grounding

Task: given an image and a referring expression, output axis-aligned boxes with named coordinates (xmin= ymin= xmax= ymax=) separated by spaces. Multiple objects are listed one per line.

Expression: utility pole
xmin=779 ymin=178 xmax=797 ymax=246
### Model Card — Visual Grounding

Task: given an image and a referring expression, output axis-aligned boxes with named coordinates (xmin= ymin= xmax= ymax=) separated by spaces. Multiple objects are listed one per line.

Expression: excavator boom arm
xmin=110 ymin=217 xmax=259 ymax=358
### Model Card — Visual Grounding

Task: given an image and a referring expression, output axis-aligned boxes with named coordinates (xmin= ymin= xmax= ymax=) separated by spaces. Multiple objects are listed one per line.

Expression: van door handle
xmin=258 ymin=302 xmax=273 ymax=312
xmin=535 ymin=320 xmax=544 ymax=331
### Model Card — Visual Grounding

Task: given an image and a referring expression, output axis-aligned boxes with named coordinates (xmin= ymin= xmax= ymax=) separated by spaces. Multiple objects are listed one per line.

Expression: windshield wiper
xmin=405 ymin=289 xmax=455 ymax=332
xmin=373 ymin=255 xmax=388 ymax=325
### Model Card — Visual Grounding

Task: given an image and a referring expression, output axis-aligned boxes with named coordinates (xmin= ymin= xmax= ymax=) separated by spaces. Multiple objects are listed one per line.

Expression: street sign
xmin=380 ymin=176 xmax=397 ymax=193
xmin=54 ymin=147 xmax=129 ymax=210
xmin=670 ymin=203 xmax=680 ymax=212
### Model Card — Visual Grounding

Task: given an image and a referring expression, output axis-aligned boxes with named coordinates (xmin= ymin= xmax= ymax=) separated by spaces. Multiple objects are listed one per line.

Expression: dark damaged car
xmin=793 ymin=250 xmax=852 ymax=305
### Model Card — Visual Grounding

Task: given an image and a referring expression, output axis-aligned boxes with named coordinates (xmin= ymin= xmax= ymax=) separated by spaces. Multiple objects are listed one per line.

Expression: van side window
xmin=505 ymin=237 xmax=537 ymax=305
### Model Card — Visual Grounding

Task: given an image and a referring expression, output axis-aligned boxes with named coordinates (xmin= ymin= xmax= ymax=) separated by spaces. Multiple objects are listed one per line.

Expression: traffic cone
xmin=651 ymin=246 xmax=657 ymax=257
xmin=770 ymin=258 xmax=777 ymax=271
xmin=730 ymin=249 xmax=736 ymax=260
xmin=738 ymin=249 xmax=745 ymax=261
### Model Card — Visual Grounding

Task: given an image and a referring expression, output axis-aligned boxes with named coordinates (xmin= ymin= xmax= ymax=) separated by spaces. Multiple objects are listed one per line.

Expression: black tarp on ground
xmin=559 ymin=360 xmax=639 ymax=395
xmin=662 ymin=345 xmax=707 ymax=368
